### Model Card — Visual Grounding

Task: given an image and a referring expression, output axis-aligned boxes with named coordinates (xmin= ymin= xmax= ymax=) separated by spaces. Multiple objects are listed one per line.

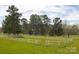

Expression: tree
xmin=2 ymin=5 xmax=22 ymax=34
xmin=70 ymin=25 xmax=79 ymax=35
xmin=29 ymin=14 xmax=43 ymax=35
xmin=29 ymin=14 xmax=50 ymax=35
xmin=40 ymin=15 xmax=50 ymax=35
xmin=21 ymin=18 xmax=28 ymax=34
xmin=62 ymin=20 xmax=71 ymax=37
xmin=49 ymin=24 xmax=54 ymax=36
xmin=53 ymin=17 xmax=63 ymax=36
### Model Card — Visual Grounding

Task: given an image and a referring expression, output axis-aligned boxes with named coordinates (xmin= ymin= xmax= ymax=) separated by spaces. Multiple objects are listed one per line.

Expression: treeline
xmin=62 ymin=24 xmax=79 ymax=35
xmin=2 ymin=5 xmax=79 ymax=36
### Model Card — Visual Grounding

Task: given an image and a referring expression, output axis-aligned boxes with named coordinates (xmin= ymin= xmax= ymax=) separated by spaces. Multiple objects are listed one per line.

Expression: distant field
xmin=0 ymin=34 xmax=79 ymax=54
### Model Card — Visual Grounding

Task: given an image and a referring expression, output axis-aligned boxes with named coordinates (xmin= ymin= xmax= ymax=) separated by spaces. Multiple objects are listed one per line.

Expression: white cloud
xmin=0 ymin=0 xmax=59 ymax=5
xmin=0 ymin=5 xmax=79 ymax=27
xmin=63 ymin=11 xmax=79 ymax=22
xmin=0 ymin=5 xmax=8 ymax=16
xmin=64 ymin=11 xmax=79 ymax=18
xmin=1 ymin=0 xmax=79 ymax=5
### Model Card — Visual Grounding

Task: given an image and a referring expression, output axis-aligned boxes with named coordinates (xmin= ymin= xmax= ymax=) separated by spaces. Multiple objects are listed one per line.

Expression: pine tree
xmin=2 ymin=5 xmax=22 ymax=34
xmin=21 ymin=18 xmax=28 ymax=34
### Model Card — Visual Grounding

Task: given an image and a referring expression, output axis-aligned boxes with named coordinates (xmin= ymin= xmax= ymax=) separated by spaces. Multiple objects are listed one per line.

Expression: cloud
xmin=0 ymin=5 xmax=79 ymax=27
xmin=0 ymin=0 xmax=64 ymax=5
xmin=64 ymin=11 xmax=79 ymax=19
xmin=0 ymin=5 xmax=8 ymax=16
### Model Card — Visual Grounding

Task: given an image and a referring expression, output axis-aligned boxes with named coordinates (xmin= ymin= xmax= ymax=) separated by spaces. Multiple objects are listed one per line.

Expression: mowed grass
xmin=0 ymin=34 xmax=79 ymax=54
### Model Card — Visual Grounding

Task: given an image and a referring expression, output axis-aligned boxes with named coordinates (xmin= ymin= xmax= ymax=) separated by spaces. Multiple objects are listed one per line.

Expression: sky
xmin=0 ymin=5 xmax=79 ymax=27
xmin=0 ymin=0 xmax=79 ymax=27
xmin=0 ymin=5 xmax=79 ymax=26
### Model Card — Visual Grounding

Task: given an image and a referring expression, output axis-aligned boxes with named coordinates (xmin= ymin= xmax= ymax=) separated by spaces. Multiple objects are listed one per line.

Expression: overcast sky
xmin=0 ymin=0 xmax=79 ymax=27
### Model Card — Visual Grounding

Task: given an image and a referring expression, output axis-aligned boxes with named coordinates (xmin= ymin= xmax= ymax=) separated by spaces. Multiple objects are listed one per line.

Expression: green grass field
xmin=0 ymin=34 xmax=79 ymax=54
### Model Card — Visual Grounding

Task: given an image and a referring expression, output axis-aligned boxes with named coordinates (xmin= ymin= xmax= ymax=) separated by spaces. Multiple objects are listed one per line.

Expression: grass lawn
xmin=0 ymin=34 xmax=79 ymax=54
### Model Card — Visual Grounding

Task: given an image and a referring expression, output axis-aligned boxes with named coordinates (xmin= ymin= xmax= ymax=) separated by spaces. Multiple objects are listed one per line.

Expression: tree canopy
xmin=2 ymin=5 xmax=22 ymax=34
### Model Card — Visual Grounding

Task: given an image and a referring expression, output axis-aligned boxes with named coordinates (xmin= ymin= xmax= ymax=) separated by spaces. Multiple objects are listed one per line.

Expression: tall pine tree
xmin=2 ymin=5 xmax=22 ymax=34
